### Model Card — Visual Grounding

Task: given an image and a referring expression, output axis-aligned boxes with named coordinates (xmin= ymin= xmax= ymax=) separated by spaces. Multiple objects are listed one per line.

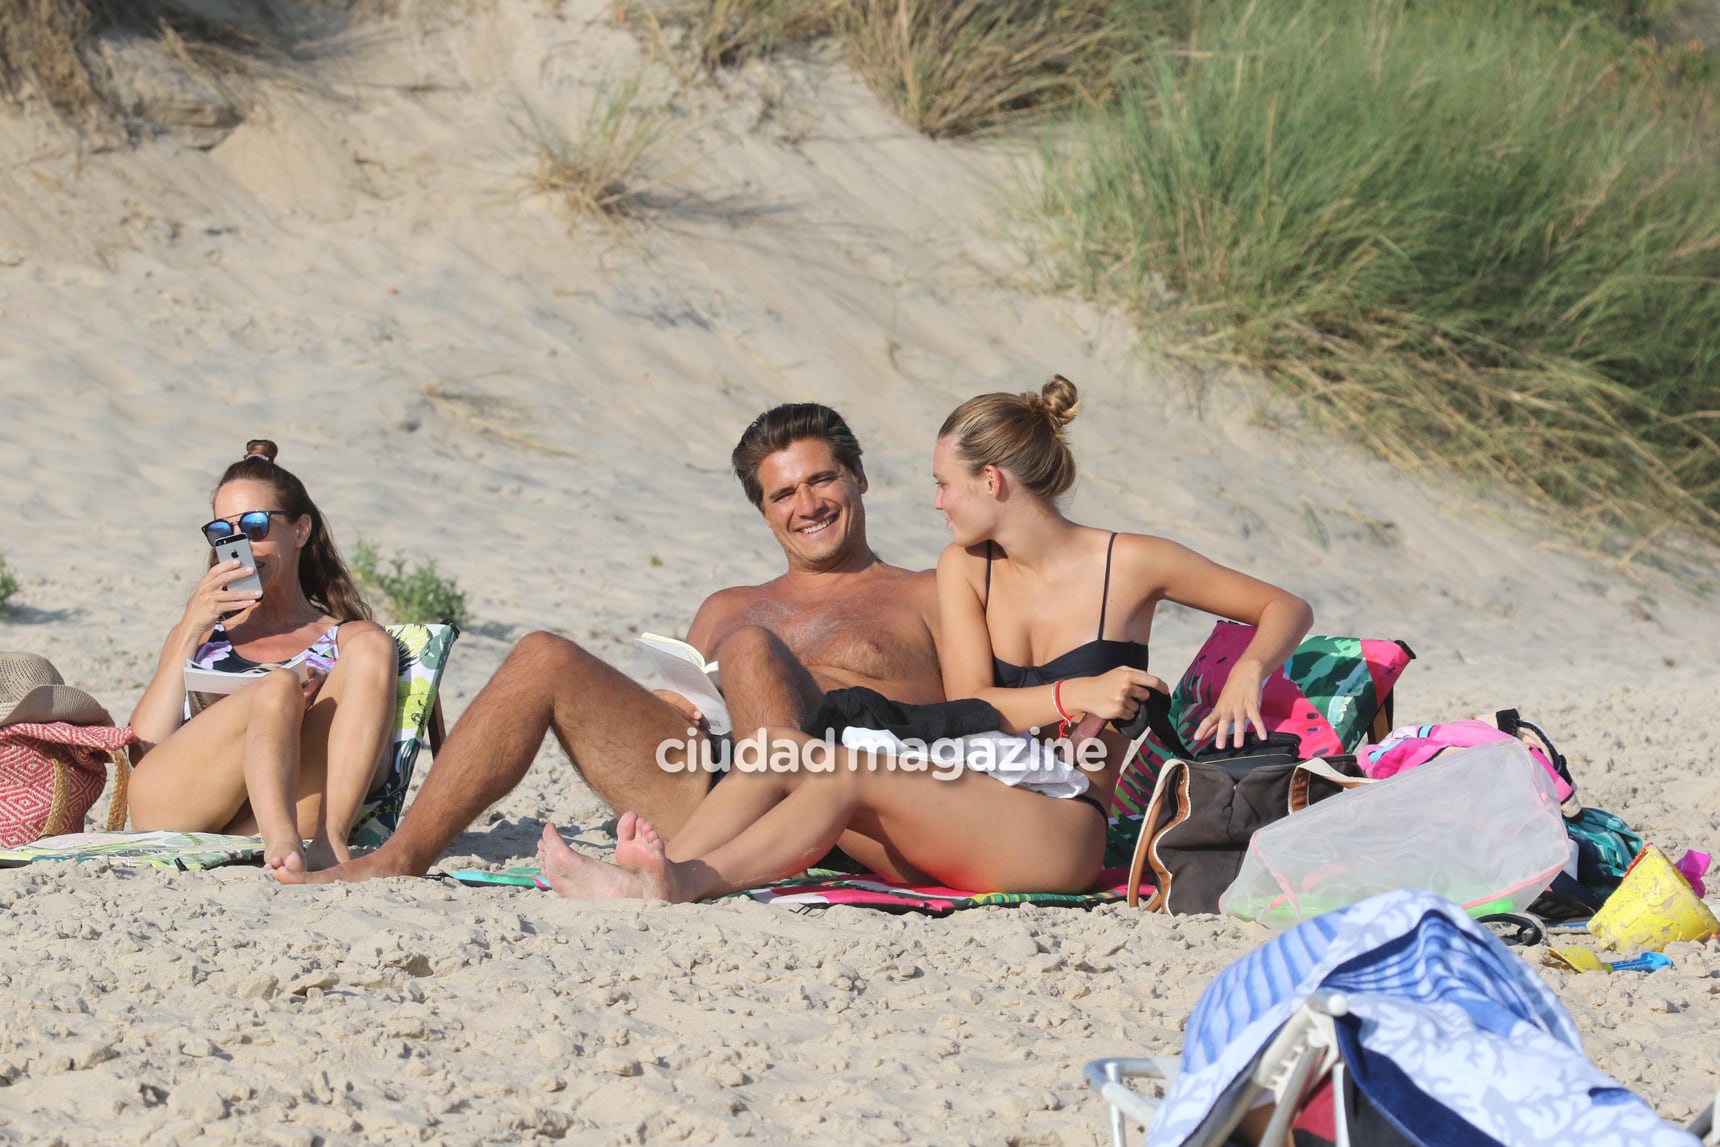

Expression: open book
xmin=184 ymin=656 xmax=310 ymax=717
xmin=635 ymin=633 xmax=730 ymax=735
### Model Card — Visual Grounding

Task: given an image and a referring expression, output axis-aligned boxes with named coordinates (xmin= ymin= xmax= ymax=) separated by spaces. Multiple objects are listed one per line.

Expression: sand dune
xmin=2 ymin=2 xmax=1717 ymax=1142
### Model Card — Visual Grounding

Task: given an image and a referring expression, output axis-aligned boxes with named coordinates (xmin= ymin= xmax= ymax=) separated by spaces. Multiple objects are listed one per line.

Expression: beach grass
xmin=514 ymin=76 xmax=679 ymax=222
xmin=1026 ymin=0 xmax=1720 ymax=548
xmin=0 ymin=553 xmax=19 ymax=614
xmin=835 ymin=0 xmax=1143 ymax=138
xmin=656 ymin=0 xmax=841 ymax=72
xmin=654 ymin=0 xmax=1155 ymax=138
xmin=0 ymin=0 xmax=305 ymax=120
xmin=353 ymin=540 xmax=469 ymax=627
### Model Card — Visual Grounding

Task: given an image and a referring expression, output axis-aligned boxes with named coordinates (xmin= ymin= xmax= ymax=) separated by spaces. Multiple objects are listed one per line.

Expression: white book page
xmin=635 ymin=634 xmax=730 ymax=735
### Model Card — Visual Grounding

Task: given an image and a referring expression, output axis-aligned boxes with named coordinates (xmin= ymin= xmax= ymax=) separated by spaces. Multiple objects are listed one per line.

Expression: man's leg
xmin=283 ymin=631 xmax=708 ymax=882
xmin=713 ymin=625 xmax=823 ymax=735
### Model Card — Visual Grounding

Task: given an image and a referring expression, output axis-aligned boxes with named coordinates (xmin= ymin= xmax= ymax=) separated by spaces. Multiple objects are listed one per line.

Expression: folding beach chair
xmin=1086 ymin=991 xmax=1356 ymax=1147
xmin=1692 ymin=1097 xmax=1719 ymax=1146
xmin=347 ymin=622 xmax=458 ymax=848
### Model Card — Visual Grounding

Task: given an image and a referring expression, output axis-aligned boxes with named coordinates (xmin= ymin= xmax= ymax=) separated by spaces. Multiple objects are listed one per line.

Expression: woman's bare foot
xmin=262 ymin=829 xmax=306 ymax=876
xmin=611 ymin=811 xmax=682 ymax=902
xmin=536 ymin=823 xmax=646 ymax=900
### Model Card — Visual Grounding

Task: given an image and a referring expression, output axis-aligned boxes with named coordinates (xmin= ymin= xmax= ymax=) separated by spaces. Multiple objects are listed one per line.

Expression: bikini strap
xmin=983 ymin=540 xmax=994 ymax=615
xmin=1097 ymin=532 xmax=1119 ymax=638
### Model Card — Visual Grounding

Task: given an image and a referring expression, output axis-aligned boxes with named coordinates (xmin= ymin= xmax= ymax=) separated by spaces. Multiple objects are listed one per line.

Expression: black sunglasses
xmin=202 ymin=510 xmax=296 ymax=547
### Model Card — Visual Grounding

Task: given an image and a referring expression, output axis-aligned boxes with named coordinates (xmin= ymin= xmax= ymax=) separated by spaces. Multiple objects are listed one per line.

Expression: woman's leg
xmin=539 ymin=763 xmax=861 ymax=903
xmin=129 ymin=669 xmax=308 ymax=869
xmin=659 ymin=746 xmax=1107 ymax=899
xmin=537 ymin=736 xmax=838 ymax=899
xmin=654 ymin=733 xmax=836 ymax=859
xmin=540 ymin=730 xmax=1108 ymax=902
xmin=296 ymin=623 xmax=398 ymax=867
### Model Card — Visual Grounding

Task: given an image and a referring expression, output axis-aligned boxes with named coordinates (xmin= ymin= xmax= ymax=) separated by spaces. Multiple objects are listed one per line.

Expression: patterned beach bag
xmin=0 ymin=722 xmax=134 ymax=846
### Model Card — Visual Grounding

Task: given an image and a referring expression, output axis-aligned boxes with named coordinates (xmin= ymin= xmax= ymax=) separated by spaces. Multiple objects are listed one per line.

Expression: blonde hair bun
xmin=1031 ymin=375 xmax=1080 ymax=427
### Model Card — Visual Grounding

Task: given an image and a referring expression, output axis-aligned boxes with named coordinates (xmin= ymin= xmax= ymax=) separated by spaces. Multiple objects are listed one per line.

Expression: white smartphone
xmin=212 ymin=534 xmax=264 ymax=596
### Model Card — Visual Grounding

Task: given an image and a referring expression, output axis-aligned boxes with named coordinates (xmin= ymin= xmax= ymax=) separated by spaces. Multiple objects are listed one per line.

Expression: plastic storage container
xmin=1220 ymin=739 xmax=1568 ymax=928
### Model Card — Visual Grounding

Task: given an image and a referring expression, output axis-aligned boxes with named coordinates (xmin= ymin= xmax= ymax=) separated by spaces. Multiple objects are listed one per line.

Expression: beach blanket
xmin=451 ymin=818 xmax=1147 ymax=914
xmin=1146 ymin=889 xmax=1697 ymax=1147
xmin=739 ymin=866 xmax=1129 ymax=914
xmin=447 ymin=864 xmax=1134 ymax=913
xmin=0 ymin=830 xmax=264 ymax=871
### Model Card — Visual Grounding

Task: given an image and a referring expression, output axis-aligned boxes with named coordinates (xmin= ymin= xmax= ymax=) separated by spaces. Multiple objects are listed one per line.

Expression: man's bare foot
xmin=274 ymin=842 xmax=420 ymax=885
xmin=536 ymin=823 xmax=647 ymax=900
xmin=611 ymin=811 xmax=680 ymax=902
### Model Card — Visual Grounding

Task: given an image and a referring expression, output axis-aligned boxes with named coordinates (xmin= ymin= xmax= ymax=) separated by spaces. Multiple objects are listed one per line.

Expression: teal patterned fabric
xmin=1567 ymin=806 xmax=1644 ymax=895
xmin=0 ymin=830 xmax=264 ymax=870
xmin=348 ymin=623 xmax=458 ymax=849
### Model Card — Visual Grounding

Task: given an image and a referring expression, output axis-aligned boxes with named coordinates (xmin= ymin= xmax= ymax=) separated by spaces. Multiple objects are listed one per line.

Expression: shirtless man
xmin=287 ymin=403 xmax=942 ymax=882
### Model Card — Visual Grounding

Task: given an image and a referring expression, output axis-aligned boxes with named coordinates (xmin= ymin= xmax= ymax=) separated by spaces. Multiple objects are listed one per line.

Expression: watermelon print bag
xmin=1111 ymin=622 xmax=1413 ymax=817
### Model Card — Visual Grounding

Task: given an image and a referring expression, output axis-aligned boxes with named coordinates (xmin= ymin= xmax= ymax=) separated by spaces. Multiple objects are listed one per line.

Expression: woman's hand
xmin=1194 ymin=660 xmax=1268 ymax=749
xmin=1065 ymin=667 xmax=1167 ymax=723
xmin=181 ymin=558 xmax=264 ymax=639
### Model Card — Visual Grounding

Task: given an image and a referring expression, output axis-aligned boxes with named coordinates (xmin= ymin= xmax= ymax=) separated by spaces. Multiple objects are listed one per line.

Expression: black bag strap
xmin=1114 ymin=690 xmax=1194 ymax=759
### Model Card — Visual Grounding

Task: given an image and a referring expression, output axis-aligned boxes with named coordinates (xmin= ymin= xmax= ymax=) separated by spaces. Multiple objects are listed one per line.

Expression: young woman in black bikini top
xmin=986 ymin=534 xmax=1150 ymax=689
xmin=934 ymin=376 xmax=1313 ymax=764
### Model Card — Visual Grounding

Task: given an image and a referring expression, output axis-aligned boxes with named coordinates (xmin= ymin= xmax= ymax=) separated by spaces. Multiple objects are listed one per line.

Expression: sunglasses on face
xmin=201 ymin=510 xmax=295 ymax=547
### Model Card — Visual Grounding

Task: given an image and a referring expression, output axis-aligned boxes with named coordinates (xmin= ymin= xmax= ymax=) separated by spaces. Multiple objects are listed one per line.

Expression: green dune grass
xmin=1028 ymin=0 xmax=1720 ymax=550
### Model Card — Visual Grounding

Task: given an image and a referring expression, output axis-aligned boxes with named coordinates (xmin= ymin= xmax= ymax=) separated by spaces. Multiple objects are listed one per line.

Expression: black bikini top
xmin=987 ymin=532 xmax=1151 ymax=689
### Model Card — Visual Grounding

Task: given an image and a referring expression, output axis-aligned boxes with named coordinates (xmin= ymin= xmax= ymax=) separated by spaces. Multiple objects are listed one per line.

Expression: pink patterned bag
xmin=1361 ymin=715 xmax=1576 ymax=806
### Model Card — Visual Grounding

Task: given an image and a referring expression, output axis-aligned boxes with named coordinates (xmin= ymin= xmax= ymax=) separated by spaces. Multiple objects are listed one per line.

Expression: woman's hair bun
xmin=1031 ymin=374 xmax=1080 ymax=427
xmin=243 ymin=439 xmax=279 ymax=463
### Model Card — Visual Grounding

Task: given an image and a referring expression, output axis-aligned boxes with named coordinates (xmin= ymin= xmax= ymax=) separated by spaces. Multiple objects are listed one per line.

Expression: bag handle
xmin=1126 ymin=759 xmax=1188 ymax=910
xmin=106 ymin=743 xmax=132 ymax=831
xmin=1287 ymin=757 xmax=1372 ymax=812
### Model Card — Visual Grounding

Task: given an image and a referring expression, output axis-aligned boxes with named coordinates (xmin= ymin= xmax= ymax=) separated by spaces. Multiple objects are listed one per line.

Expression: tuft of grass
xmin=0 ymin=0 xmax=299 ymax=122
xmin=0 ymin=553 xmax=19 ymax=614
xmin=643 ymin=0 xmax=1162 ymax=138
xmin=515 ymin=75 xmax=679 ymax=222
xmin=1030 ymin=0 xmax=1720 ymax=549
xmin=655 ymin=0 xmax=841 ymax=73
xmin=353 ymin=540 xmax=469 ymax=627
xmin=836 ymin=0 xmax=1148 ymax=138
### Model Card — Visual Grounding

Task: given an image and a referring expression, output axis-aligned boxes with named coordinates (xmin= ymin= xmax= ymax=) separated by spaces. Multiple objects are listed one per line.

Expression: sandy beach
xmin=3 ymin=3 xmax=1718 ymax=1142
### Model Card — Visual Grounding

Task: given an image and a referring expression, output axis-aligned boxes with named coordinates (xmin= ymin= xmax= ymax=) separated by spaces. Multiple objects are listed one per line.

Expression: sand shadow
xmin=446 ymin=815 xmax=615 ymax=867
xmin=0 ymin=604 xmax=83 ymax=625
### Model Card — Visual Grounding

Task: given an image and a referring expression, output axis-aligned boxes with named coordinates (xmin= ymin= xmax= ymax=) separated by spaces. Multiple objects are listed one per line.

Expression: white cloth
xmin=837 ymin=727 xmax=1092 ymax=800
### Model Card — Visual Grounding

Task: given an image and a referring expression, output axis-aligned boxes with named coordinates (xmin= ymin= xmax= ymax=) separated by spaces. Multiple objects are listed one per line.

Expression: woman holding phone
xmin=128 ymin=440 xmax=398 ymax=875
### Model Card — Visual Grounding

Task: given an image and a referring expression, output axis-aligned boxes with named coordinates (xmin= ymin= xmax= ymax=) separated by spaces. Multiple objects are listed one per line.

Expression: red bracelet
xmin=1053 ymin=679 xmax=1074 ymax=738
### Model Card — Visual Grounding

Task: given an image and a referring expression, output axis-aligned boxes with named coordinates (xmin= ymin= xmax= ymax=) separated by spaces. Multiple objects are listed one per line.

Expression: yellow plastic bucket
xmin=1588 ymin=845 xmax=1719 ymax=952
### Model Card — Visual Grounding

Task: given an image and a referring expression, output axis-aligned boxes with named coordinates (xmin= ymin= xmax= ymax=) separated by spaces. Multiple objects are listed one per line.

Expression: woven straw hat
xmin=0 ymin=652 xmax=112 ymax=728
